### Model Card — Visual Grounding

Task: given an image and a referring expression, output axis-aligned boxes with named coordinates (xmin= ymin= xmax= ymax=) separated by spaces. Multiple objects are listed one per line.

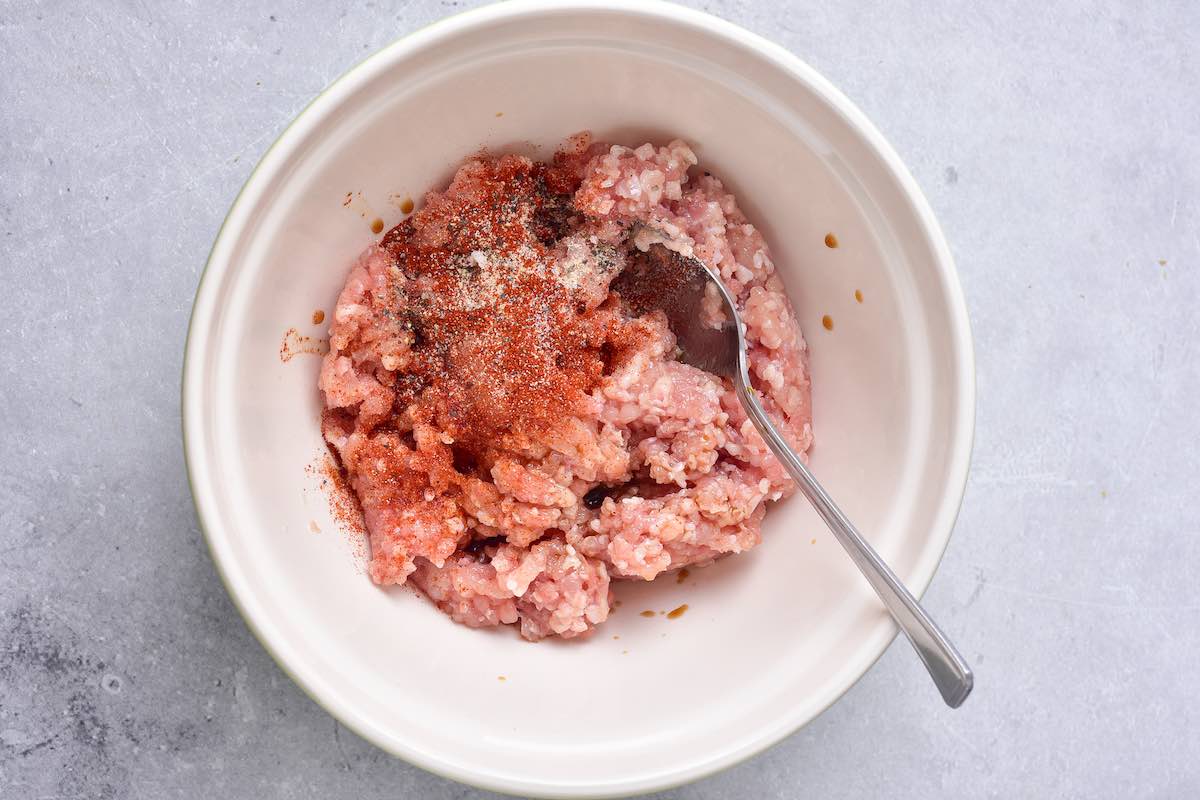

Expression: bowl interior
xmin=185 ymin=4 xmax=970 ymax=796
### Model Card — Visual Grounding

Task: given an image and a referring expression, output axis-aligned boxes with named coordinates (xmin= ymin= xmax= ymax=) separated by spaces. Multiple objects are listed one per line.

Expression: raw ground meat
xmin=318 ymin=133 xmax=812 ymax=640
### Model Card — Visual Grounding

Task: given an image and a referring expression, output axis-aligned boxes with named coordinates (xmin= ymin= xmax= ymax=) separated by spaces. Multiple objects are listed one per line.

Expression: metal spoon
xmin=614 ymin=241 xmax=973 ymax=708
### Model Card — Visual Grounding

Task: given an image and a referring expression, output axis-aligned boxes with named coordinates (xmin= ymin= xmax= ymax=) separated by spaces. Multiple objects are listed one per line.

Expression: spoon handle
xmin=737 ymin=381 xmax=974 ymax=708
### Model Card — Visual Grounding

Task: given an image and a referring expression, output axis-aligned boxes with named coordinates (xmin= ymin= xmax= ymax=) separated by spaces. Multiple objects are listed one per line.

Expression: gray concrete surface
xmin=2 ymin=1 xmax=1198 ymax=797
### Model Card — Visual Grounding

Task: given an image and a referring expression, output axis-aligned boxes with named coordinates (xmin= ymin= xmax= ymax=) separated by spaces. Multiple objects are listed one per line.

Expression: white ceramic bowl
xmin=183 ymin=1 xmax=974 ymax=796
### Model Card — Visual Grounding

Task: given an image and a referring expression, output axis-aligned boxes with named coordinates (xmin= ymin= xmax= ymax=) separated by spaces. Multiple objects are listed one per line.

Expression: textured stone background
xmin=2 ymin=1 xmax=1197 ymax=798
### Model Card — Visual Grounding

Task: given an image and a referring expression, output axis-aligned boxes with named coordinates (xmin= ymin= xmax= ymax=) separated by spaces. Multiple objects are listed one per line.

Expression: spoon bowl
xmin=624 ymin=241 xmax=974 ymax=708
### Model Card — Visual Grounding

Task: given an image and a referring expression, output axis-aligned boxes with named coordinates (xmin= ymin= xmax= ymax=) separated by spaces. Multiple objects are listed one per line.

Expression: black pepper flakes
xmin=583 ymin=485 xmax=610 ymax=509
xmin=464 ymin=536 xmax=505 ymax=562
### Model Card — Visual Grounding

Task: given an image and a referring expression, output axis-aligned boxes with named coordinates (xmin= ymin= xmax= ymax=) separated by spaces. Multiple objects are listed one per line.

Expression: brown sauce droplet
xmin=667 ymin=604 xmax=688 ymax=619
xmin=676 ymin=568 xmax=690 ymax=584
xmin=639 ymin=610 xmax=655 ymax=618
xmin=497 ymin=675 xmax=506 ymax=682
xmin=854 ymin=290 xmax=863 ymax=304
xmin=822 ymin=315 xmax=834 ymax=331
xmin=312 ymin=309 xmax=326 ymax=325
xmin=810 ymin=538 xmax=817 ymax=545
xmin=370 ymin=218 xmax=384 ymax=234
xmin=824 ymin=232 xmax=839 ymax=248
xmin=309 ymin=520 xmax=321 ymax=533
xmin=495 ymin=111 xmax=504 ymax=118
xmin=399 ymin=197 xmax=414 ymax=214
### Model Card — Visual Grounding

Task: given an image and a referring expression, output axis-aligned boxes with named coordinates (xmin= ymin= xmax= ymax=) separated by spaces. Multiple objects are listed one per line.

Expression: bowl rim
xmin=181 ymin=0 xmax=976 ymax=796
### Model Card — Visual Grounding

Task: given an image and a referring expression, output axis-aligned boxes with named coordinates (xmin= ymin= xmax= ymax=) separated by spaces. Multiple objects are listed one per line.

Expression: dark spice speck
xmin=583 ymin=485 xmax=610 ymax=509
